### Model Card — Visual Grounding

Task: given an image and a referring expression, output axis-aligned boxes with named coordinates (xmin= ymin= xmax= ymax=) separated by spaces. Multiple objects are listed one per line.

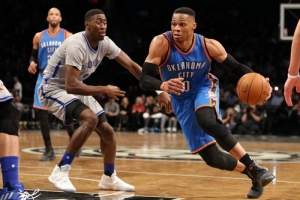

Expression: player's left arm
xmin=114 ymin=51 xmax=141 ymax=80
xmin=205 ymin=38 xmax=253 ymax=78
xmin=206 ymin=38 xmax=272 ymax=101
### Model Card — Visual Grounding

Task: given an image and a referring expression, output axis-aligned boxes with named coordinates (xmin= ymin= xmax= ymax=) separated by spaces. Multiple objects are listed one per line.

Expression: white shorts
xmin=0 ymin=80 xmax=13 ymax=102
xmin=38 ymin=83 xmax=104 ymax=123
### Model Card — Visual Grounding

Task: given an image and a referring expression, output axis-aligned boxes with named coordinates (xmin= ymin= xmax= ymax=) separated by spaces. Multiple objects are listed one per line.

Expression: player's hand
xmin=263 ymin=77 xmax=272 ymax=103
xmin=157 ymin=91 xmax=173 ymax=114
xmin=106 ymin=85 xmax=125 ymax=100
xmin=28 ymin=62 xmax=38 ymax=74
xmin=161 ymin=78 xmax=185 ymax=96
xmin=284 ymin=77 xmax=299 ymax=107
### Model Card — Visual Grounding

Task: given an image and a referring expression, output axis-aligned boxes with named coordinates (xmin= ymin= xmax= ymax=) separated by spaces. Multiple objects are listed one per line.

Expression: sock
xmin=239 ymin=153 xmax=254 ymax=168
xmin=0 ymin=156 xmax=19 ymax=188
xmin=58 ymin=152 xmax=75 ymax=167
xmin=104 ymin=163 xmax=115 ymax=176
xmin=39 ymin=110 xmax=52 ymax=149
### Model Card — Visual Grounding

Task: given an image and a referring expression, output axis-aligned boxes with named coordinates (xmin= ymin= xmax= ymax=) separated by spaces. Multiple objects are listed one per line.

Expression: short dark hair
xmin=85 ymin=9 xmax=105 ymax=21
xmin=174 ymin=7 xmax=196 ymax=19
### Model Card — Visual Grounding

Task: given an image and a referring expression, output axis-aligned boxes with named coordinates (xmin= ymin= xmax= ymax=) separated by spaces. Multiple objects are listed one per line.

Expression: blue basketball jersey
xmin=34 ymin=29 xmax=66 ymax=109
xmin=38 ymin=29 xmax=66 ymax=72
xmin=159 ymin=31 xmax=212 ymax=100
xmin=159 ymin=31 xmax=220 ymax=152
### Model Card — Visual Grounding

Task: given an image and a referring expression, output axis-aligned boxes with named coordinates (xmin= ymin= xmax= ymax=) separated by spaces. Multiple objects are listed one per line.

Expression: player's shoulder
xmin=34 ymin=31 xmax=43 ymax=38
xmin=151 ymin=34 xmax=168 ymax=46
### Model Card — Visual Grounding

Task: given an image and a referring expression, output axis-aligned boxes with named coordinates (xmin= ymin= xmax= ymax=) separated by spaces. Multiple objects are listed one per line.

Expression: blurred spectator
xmin=131 ymin=96 xmax=146 ymax=131
xmin=104 ymin=98 xmax=120 ymax=129
xmin=138 ymin=96 xmax=162 ymax=133
xmin=166 ymin=112 xmax=178 ymax=133
xmin=236 ymin=105 xmax=262 ymax=135
xmin=222 ymin=107 xmax=237 ymax=134
xmin=270 ymin=89 xmax=284 ymax=108
xmin=12 ymin=75 xmax=22 ymax=101
xmin=116 ymin=97 xmax=131 ymax=131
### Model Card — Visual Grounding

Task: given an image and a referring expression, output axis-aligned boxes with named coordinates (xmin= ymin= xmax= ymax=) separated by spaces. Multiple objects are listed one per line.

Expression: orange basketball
xmin=236 ymin=73 xmax=270 ymax=105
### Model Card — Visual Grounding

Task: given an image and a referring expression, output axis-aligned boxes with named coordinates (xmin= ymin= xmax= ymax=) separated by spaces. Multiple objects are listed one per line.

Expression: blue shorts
xmin=33 ymin=73 xmax=48 ymax=110
xmin=172 ymin=74 xmax=221 ymax=153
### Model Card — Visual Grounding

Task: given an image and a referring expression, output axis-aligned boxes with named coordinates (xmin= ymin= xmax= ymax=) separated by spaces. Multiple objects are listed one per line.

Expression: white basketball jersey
xmin=42 ymin=31 xmax=121 ymax=88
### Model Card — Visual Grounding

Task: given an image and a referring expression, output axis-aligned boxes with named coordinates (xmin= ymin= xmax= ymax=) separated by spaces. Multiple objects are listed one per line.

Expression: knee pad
xmin=198 ymin=144 xmax=237 ymax=171
xmin=196 ymin=107 xmax=237 ymax=151
xmin=0 ymin=101 xmax=21 ymax=136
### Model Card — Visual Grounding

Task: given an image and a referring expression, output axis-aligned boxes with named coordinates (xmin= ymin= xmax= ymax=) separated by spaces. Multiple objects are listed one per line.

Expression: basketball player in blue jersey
xmin=38 ymin=9 xmax=170 ymax=193
xmin=28 ymin=7 xmax=77 ymax=161
xmin=140 ymin=7 xmax=275 ymax=199
xmin=0 ymin=80 xmax=40 ymax=199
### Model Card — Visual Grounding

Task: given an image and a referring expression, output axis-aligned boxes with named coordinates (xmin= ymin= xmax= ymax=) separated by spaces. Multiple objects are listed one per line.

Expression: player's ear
xmin=84 ymin=21 xmax=89 ymax=29
xmin=59 ymin=16 xmax=62 ymax=23
xmin=193 ymin=22 xmax=197 ymax=30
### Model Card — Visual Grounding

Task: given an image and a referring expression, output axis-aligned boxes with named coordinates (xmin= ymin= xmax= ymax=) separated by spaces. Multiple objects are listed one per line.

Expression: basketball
xmin=236 ymin=72 xmax=270 ymax=105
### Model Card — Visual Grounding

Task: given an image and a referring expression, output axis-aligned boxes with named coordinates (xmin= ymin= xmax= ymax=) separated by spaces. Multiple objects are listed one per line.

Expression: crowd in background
xmin=1 ymin=0 xmax=300 ymax=135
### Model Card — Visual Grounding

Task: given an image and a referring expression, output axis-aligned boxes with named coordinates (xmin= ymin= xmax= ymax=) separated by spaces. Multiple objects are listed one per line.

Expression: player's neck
xmin=47 ymin=26 xmax=61 ymax=36
xmin=173 ymin=34 xmax=194 ymax=52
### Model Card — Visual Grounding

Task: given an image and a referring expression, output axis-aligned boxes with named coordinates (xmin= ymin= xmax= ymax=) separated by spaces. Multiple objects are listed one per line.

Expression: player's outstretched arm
xmin=65 ymin=65 xmax=125 ymax=100
xmin=284 ymin=20 xmax=300 ymax=106
xmin=139 ymin=35 xmax=184 ymax=95
xmin=206 ymin=38 xmax=272 ymax=102
xmin=28 ymin=32 xmax=41 ymax=74
xmin=114 ymin=51 xmax=142 ymax=80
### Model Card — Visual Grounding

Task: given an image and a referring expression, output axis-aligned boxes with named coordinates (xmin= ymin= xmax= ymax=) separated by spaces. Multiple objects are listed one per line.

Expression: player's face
xmin=47 ymin=9 xmax=62 ymax=27
xmin=88 ymin=14 xmax=107 ymax=41
xmin=171 ymin=13 xmax=196 ymax=42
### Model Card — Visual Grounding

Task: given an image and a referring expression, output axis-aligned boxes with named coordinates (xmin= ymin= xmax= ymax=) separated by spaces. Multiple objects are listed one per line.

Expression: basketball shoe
xmin=39 ymin=147 xmax=56 ymax=161
xmin=99 ymin=171 xmax=135 ymax=191
xmin=48 ymin=165 xmax=76 ymax=193
xmin=0 ymin=183 xmax=40 ymax=200
xmin=246 ymin=181 xmax=263 ymax=199
xmin=247 ymin=162 xmax=275 ymax=187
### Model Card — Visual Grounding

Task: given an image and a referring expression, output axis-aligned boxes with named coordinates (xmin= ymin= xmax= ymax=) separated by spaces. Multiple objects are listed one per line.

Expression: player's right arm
xmin=65 ymin=44 xmax=125 ymax=100
xmin=28 ymin=32 xmax=41 ymax=74
xmin=65 ymin=66 xmax=125 ymax=100
xmin=139 ymin=35 xmax=185 ymax=96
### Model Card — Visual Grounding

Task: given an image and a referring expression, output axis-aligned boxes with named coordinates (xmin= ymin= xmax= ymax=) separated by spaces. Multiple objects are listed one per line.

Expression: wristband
xmin=155 ymin=90 xmax=163 ymax=95
xmin=287 ymin=73 xmax=299 ymax=79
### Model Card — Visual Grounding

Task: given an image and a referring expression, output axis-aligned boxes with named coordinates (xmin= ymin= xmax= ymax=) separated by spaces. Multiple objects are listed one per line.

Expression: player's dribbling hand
xmin=157 ymin=91 xmax=173 ymax=114
xmin=263 ymin=77 xmax=272 ymax=103
xmin=161 ymin=78 xmax=185 ymax=95
xmin=106 ymin=85 xmax=125 ymax=100
xmin=28 ymin=62 xmax=38 ymax=74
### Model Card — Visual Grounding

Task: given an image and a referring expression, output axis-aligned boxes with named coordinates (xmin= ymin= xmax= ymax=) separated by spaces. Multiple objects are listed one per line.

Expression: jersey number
xmin=184 ymin=81 xmax=190 ymax=92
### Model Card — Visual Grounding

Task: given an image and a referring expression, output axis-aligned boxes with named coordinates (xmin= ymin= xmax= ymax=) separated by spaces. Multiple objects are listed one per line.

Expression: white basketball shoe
xmin=99 ymin=171 xmax=135 ymax=191
xmin=48 ymin=165 xmax=76 ymax=193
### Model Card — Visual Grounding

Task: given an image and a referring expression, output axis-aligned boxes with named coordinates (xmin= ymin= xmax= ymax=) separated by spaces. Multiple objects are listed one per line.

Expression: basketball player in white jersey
xmin=28 ymin=7 xmax=79 ymax=161
xmin=38 ymin=9 xmax=171 ymax=192
xmin=0 ymin=80 xmax=40 ymax=199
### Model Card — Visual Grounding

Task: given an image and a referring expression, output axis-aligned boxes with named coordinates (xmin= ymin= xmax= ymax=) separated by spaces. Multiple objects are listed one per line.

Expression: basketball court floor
xmin=3 ymin=130 xmax=300 ymax=200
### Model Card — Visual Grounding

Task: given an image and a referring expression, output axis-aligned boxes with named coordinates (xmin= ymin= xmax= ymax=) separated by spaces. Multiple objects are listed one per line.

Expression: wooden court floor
xmin=4 ymin=130 xmax=300 ymax=200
